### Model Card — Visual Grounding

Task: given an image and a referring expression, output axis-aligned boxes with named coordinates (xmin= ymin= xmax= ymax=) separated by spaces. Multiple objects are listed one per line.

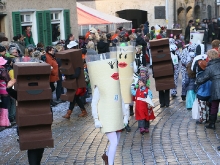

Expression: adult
xmin=196 ymin=49 xmax=219 ymax=130
xmin=23 ymin=26 xmax=35 ymax=47
xmin=97 ymin=33 xmax=109 ymax=54
xmin=45 ymin=46 xmax=59 ymax=106
xmin=143 ymin=21 xmax=149 ymax=36
xmin=64 ymin=34 xmax=75 ymax=50
xmin=185 ymin=20 xmax=194 ymax=44
xmin=136 ymin=29 xmax=147 ymax=57
xmin=13 ymin=34 xmax=25 ymax=55
xmin=150 ymin=26 xmax=156 ymax=40
xmin=0 ymin=46 xmax=6 ymax=58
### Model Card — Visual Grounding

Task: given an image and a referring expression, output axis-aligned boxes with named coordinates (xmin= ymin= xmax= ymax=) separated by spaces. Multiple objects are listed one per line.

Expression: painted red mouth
xmin=118 ymin=62 xmax=127 ymax=68
xmin=111 ymin=73 xmax=119 ymax=80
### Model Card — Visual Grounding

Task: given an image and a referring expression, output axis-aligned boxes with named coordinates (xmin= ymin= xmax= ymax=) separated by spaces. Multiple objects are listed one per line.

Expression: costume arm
xmin=91 ymin=86 xmax=102 ymax=128
xmin=122 ymin=100 xmax=129 ymax=126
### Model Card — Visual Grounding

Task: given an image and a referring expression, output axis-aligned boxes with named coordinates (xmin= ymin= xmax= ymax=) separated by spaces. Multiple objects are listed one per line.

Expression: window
xmin=51 ymin=12 xmax=60 ymax=23
xmin=20 ymin=12 xmax=33 ymax=26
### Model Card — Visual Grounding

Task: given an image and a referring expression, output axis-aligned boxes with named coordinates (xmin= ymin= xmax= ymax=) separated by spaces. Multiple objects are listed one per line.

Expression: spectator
xmin=143 ymin=21 xmax=149 ymax=36
xmin=45 ymin=46 xmax=59 ymax=107
xmin=64 ymin=34 xmax=75 ymax=50
xmin=12 ymin=34 xmax=25 ymax=56
xmin=0 ymin=46 xmax=6 ymax=58
xmin=97 ymin=33 xmax=109 ymax=54
xmin=150 ymin=26 xmax=156 ymax=40
xmin=23 ymin=26 xmax=35 ymax=47
xmin=1 ymin=41 xmax=11 ymax=57
xmin=185 ymin=20 xmax=194 ymax=44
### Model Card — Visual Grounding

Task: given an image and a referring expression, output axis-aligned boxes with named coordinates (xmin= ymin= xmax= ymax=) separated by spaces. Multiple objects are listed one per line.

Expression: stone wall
xmin=3 ymin=0 xmax=78 ymax=40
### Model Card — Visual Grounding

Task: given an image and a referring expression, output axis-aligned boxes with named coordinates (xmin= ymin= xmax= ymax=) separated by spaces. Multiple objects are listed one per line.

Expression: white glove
xmin=94 ymin=119 xmax=102 ymax=128
xmin=123 ymin=115 xmax=128 ymax=126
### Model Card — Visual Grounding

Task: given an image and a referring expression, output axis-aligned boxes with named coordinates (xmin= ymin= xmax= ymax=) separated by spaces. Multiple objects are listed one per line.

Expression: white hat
xmin=67 ymin=41 xmax=78 ymax=49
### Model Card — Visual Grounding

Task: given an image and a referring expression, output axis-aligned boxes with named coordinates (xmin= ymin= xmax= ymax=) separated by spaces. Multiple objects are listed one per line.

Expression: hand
xmin=123 ymin=115 xmax=128 ymax=126
xmin=94 ymin=119 xmax=102 ymax=128
xmin=7 ymin=79 xmax=16 ymax=88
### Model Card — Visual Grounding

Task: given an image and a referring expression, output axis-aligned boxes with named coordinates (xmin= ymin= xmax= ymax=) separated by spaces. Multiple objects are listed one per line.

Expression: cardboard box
xmin=155 ymin=76 xmax=175 ymax=91
xmin=152 ymin=61 xmax=174 ymax=78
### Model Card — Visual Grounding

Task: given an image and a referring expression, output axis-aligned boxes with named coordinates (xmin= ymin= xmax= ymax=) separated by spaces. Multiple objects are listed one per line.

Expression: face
xmin=48 ymin=48 xmax=54 ymax=55
xmin=138 ymin=80 xmax=144 ymax=87
xmin=1 ymin=50 xmax=6 ymax=56
xmin=26 ymin=27 xmax=31 ymax=32
xmin=140 ymin=72 xmax=146 ymax=77
xmin=69 ymin=35 xmax=74 ymax=41
xmin=20 ymin=35 xmax=24 ymax=41
xmin=12 ymin=49 xmax=19 ymax=56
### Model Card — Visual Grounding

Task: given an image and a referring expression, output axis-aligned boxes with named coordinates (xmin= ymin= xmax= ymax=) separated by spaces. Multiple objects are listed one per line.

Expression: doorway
xmin=116 ymin=9 xmax=148 ymax=29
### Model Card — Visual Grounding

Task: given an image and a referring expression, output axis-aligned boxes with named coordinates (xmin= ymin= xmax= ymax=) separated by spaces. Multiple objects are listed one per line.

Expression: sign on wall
xmin=155 ymin=6 xmax=165 ymax=19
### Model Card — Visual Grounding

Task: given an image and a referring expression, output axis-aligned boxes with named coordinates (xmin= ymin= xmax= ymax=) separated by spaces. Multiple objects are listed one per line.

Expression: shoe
xmin=217 ymin=146 xmax=220 ymax=151
xmin=55 ymin=99 xmax=65 ymax=104
xmin=160 ymin=104 xmax=165 ymax=108
xmin=145 ymin=128 xmax=149 ymax=133
xmin=165 ymin=104 xmax=169 ymax=107
xmin=62 ymin=110 xmax=72 ymax=119
xmin=130 ymin=105 xmax=134 ymax=116
xmin=140 ymin=128 xmax=145 ymax=134
xmin=196 ymin=120 xmax=203 ymax=124
xmin=181 ymin=95 xmax=186 ymax=101
xmin=125 ymin=124 xmax=131 ymax=132
xmin=78 ymin=110 xmax=87 ymax=117
xmin=205 ymin=114 xmax=216 ymax=130
xmin=102 ymin=153 xmax=108 ymax=165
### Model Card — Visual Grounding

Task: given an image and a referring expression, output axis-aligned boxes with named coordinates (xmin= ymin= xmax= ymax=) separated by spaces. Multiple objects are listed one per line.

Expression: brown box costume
xmin=150 ymin=38 xmax=175 ymax=91
xmin=166 ymin=29 xmax=182 ymax=38
xmin=14 ymin=62 xmax=54 ymax=151
xmin=55 ymin=49 xmax=86 ymax=102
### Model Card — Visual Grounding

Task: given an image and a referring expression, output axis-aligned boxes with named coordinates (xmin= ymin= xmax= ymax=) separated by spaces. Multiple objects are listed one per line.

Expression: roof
xmin=77 ymin=2 xmax=131 ymax=25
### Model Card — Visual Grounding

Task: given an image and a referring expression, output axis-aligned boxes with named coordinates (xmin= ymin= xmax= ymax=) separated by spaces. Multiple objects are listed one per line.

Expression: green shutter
xmin=12 ymin=12 xmax=22 ymax=36
xmin=36 ymin=11 xmax=44 ymax=44
xmin=64 ymin=9 xmax=71 ymax=39
xmin=43 ymin=10 xmax=52 ymax=46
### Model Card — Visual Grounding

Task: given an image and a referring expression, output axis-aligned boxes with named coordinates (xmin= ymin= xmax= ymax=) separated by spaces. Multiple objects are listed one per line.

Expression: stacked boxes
xmin=150 ymin=38 xmax=175 ymax=91
xmin=166 ymin=29 xmax=182 ymax=38
xmin=55 ymin=49 xmax=86 ymax=102
xmin=14 ymin=62 xmax=54 ymax=151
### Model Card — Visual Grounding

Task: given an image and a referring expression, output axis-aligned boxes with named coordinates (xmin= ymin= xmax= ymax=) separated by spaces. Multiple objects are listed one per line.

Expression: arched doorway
xmin=116 ymin=9 xmax=147 ymax=29
xmin=207 ymin=5 xmax=212 ymax=19
xmin=194 ymin=5 xmax=201 ymax=19
xmin=186 ymin=6 xmax=193 ymax=25
xmin=177 ymin=7 xmax=185 ymax=30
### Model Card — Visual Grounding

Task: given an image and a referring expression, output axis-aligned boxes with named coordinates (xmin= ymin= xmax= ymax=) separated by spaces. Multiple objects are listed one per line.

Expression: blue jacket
xmin=185 ymin=74 xmax=195 ymax=91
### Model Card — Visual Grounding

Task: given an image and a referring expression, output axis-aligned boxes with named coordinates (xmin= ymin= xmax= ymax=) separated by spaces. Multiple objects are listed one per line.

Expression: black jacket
xmin=185 ymin=25 xmax=191 ymax=42
xmin=196 ymin=58 xmax=220 ymax=100
xmin=97 ymin=40 xmax=109 ymax=54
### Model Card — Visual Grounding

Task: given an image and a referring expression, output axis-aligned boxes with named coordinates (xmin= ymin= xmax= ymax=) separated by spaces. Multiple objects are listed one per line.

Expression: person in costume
xmin=87 ymin=53 xmax=128 ymax=165
xmin=131 ymin=77 xmax=155 ymax=134
xmin=135 ymin=45 xmax=147 ymax=74
xmin=185 ymin=62 xmax=196 ymax=109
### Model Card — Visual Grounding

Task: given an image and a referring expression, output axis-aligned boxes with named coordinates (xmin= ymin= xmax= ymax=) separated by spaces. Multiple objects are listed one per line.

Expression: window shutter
xmin=43 ymin=10 xmax=52 ymax=46
xmin=36 ymin=11 xmax=44 ymax=44
xmin=64 ymin=9 xmax=71 ymax=40
xmin=12 ymin=12 xmax=22 ymax=36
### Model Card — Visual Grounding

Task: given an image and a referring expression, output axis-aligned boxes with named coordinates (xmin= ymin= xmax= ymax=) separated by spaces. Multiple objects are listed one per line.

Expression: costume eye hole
xmin=117 ymin=61 xmax=118 ymax=68
xmin=119 ymin=53 xmax=122 ymax=59
xmin=125 ymin=54 xmax=127 ymax=59
xmin=27 ymin=76 xmax=31 ymax=80
xmin=108 ymin=61 xmax=115 ymax=69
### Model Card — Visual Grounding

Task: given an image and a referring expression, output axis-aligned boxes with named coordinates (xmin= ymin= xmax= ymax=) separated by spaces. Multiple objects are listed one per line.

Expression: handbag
xmin=192 ymin=99 xmax=200 ymax=119
xmin=0 ymin=108 xmax=10 ymax=126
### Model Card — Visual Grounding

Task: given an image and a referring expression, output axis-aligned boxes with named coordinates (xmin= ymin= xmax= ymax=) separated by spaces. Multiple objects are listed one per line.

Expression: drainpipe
xmin=166 ymin=0 xmax=169 ymax=28
xmin=174 ymin=0 xmax=176 ymax=24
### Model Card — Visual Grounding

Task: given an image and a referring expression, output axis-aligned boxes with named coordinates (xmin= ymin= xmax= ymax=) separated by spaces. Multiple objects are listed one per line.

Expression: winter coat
xmin=185 ymin=74 xmax=195 ymax=91
xmin=97 ymin=40 xmax=109 ymax=54
xmin=23 ymin=31 xmax=35 ymax=47
xmin=196 ymin=58 xmax=220 ymax=100
xmin=136 ymin=35 xmax=147 ymax=55
xmin=143 ymin=22 xmax=149 ymax=35
xmin=46 ymin=53 xmax=59 ymax=82
xmin=185 ymin=25 xmax=191 ymax=43
xmin=14 ymin=41 xmax=25 ymax=55
xmin=134 ymin=87 xmax=155 ymax=121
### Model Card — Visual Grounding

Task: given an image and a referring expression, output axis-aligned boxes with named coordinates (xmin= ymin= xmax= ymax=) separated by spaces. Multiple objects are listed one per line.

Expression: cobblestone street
xmin=0 ymin=95 xmax=220 ymax=165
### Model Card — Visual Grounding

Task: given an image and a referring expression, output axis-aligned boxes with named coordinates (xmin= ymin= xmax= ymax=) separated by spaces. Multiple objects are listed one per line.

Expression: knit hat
xmin=138 ymin=77 xmax=147 ymax=85
xmin=139 ymin=66 xmax=149 ymax=80
xmin=0 ymin=46 xmax=6 ymax=52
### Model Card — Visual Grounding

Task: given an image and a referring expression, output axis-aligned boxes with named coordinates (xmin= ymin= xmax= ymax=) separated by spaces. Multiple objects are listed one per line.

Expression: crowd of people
xmin=0 ymin=19 xmax=220 ymax=165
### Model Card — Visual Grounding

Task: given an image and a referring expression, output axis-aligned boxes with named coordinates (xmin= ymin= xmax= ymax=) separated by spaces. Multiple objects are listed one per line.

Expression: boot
xmin=140 ymin=128 xmax=145 ymax=135
xmin=78 ymin=109 xmax=87 ymax=117
xmin=205 ymin=114 xmax=216 ymax=130
xmin=181 ymin=95 xmax=186 ymax=101
xmin=129 ymin=105 xmax=134 ymax=116
xmin=125 ymin=124 xmax=131 ymax=132
xmin=101 ymin=152 xmax=108 ymax=165
xmin=62 ymin=110 xmax=72 ymax=119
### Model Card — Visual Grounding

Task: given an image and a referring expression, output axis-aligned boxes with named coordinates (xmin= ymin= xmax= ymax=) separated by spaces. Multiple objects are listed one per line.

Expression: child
xmin=132 ymin=77 xmax=155 ymax=134
xmin=185 ymin=62 xmax=196 ymax=109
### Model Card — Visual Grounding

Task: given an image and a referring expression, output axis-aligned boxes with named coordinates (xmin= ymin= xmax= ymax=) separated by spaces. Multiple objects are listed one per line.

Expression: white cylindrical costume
xmin=117 ymin=44 xmax=135 ymax=104
xmin=86 ymin=53 xmax=125 ymax=133
xmin=190 ymin=32 xmax=204 ymax=45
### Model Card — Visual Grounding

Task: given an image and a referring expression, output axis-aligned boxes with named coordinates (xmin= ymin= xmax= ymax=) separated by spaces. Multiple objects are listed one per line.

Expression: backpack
xmin=196 ymin=80 xmax=212 ymax=101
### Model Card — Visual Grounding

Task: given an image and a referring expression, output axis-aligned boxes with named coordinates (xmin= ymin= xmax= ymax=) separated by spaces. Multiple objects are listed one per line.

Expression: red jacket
xmin=46 ymin=53 xmax=59 ymax=82
xmin=135 ymin=87 xmax=155 ymax=121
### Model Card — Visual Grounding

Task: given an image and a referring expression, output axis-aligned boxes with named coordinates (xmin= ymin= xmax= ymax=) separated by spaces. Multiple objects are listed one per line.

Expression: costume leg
xmin=181 ymin=66 xmax=187 ymax=99
xmin=106 ymin=132 xmax=119 ymax=165
xmin=159 ymin=91 xmax=165 ymax=106
xmin=164 ymin=90 xmax=170 ymax=107
xmin=198 ymin=99 xmax=206 ymax=123
xmin=27 ymin=148 xmax=44 ymax=165
xmin=171 ymin=64 xmax=179 ymax=96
